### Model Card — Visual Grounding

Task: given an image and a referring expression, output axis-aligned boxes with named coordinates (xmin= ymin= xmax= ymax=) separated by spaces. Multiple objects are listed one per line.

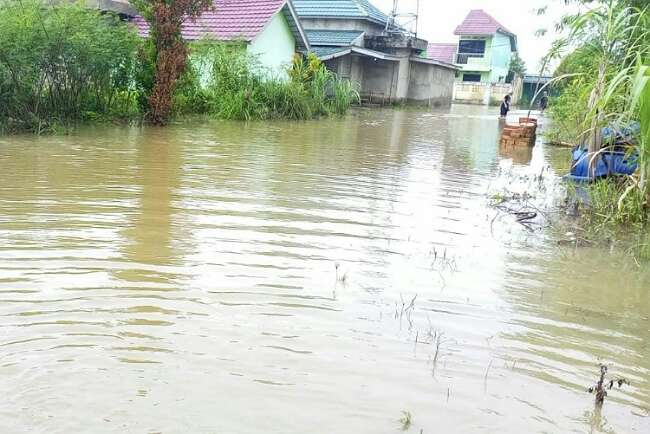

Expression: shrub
xmin=176 ymin=43 xmax=358 ymax=121
xmin=0 ymin=0 xmax=142 ymax=133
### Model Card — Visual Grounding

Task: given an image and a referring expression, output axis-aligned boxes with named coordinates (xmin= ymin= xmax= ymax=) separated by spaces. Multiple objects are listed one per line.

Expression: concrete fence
xmin=452 ymin=77 xmax=523 ymax=105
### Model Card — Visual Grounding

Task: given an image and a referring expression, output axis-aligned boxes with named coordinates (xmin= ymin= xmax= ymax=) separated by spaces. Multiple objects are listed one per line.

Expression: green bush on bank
xmin=0 ymin=0 xmax=142 ymax=134
xmin=0 ymin=1 xmax=359 ymax=134
xmin=546 ymin=1 xmax=650 ymax=248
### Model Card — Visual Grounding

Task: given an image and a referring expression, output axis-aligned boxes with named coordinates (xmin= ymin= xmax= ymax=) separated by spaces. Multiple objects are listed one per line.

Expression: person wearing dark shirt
xmin=500 ymin=95 xmax=511 ymax=118
xmin=540 ymin=91 xmax=549 ymax=114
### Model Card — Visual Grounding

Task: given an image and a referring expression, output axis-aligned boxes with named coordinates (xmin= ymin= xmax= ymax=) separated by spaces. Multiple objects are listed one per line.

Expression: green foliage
xmin=176 ymin=43 xmax=358 ymax=121
xmin=550 ymin=1 xmax=650 ymax=238
xmin=509 ymin=52 xmax=526 ymax=76
xmin=0 ymin=2 xmax=357 ymax=133
xmin=0 ymin=0 xmax=142 ymax=134
xmin=546 ymin=76 xmax=593 ymax=143
xmin=585 ymin=179 xmax=646 ymax=229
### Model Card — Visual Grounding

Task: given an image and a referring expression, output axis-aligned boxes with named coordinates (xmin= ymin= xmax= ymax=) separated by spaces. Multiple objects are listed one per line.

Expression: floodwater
xmin=0 ymin=105 xmax=648 ymax=434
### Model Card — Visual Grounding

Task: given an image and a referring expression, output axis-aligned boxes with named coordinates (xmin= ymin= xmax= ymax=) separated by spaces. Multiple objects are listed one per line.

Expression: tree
xmin=509 ymin=52 xmax=526 ymax=76
xmin=132 ymin=0 xmax=213 ymax=125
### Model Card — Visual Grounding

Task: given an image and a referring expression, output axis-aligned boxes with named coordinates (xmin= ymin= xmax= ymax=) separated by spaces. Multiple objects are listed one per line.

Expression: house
xmin=428 ymin=9 xmax=521 ymax=104
xmin=131 ymin=0 xmax=310 ymax=77
xmin=293 ymin=0 xmax=458 ymax=106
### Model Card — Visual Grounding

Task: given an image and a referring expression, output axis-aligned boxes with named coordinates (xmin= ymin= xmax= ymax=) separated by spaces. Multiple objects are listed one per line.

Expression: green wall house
xmin=132 ymin=0 xmax=310 ymax=78
xmin=428 ymin=9 xmax=518 ymax=84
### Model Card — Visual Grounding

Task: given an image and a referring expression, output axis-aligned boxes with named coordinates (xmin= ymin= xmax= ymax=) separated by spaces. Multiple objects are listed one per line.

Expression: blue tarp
xmin=564 ymin=123 xmax=640 ymax=183
xmin=566 ymin=146 xmax=638 ymax=183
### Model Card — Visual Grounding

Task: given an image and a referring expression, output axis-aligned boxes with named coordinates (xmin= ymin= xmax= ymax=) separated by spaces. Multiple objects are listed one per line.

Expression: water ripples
xmin=0 ymin=108 xmax=649 ymax=433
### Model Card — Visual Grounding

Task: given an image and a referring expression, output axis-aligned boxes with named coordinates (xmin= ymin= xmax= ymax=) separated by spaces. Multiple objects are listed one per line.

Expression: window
xmin=458 ymin=40 xmax=486 ymax=55
xmin=462 ymin=74 xmax=482 ymax=83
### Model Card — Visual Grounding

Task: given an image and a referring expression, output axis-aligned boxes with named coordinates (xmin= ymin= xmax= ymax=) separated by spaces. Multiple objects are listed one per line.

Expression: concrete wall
xmin=453 ymin=82 xmax=488 ymax=104
xmin=324 ymin=54 xmax=455 ymax=105
xmin=360 ymin=57 xmax=398 ymax=100
xmin=324 ymin=54 xmax=363 ymax=85
xmin=300 ymin=18 xmax=384 ymax=39
xmin=453 ymin=81 xmax=520 ymax=105
xmin=407 ymin=61 xmax=455 ymax=106
xmin=489 ymin=83 xmax=513 ymax=105
xmin=248 ymin=12 xmax=296 ymax=78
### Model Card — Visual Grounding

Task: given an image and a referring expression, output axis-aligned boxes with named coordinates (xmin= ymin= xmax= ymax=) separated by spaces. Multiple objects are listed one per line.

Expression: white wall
xmin=247 ymin=12 xmax=296 ymax=78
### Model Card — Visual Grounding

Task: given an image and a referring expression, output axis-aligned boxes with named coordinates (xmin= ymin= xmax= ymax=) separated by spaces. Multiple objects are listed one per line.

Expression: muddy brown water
xmin=0 ymin=105 xmax=648 ymax=433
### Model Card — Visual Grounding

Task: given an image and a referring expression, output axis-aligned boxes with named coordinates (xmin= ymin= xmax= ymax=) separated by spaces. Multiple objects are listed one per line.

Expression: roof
xmin=454 ymin=9 xmax=514 ymax=37
xmin=312 ymin=46 xmax=457 ymax=71
xmin=426 ymin=43 xmax=456 ymax=64
xmin=317 ymin=46 xmax=400 ymax=62
xmin=132 ymin=0 xmax=309 ymax=50
xmin=293 ymin=0 xmax=389 ymax=26
xmin=305 ymin=29 xmax=363 ymax=46
xmin=311 ymin=46 xmax=348 ymax=57
xmin=523 ymin=75 xmax=553 ymax=84
xmin=410 ymin=56 xmax=459 ymax=70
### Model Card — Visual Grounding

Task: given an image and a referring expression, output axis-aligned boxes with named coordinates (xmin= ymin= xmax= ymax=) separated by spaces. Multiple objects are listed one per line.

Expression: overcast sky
xmin=371 ymin=0 xmax=582 ymax=72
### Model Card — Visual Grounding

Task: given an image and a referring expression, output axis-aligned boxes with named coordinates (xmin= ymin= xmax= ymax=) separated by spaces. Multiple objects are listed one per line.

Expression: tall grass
xmin=0 ymin=2 xmax=358 ymax=134
xmin=548 ymin=1 xmax=650 ymax=239
xmin=0 ymin=0 xmax=141 ymax=134
xmin=180 ymin=44 xmax=359 ymax=121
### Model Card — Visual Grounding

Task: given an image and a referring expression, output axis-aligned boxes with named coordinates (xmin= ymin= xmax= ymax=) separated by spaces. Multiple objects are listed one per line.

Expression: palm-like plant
xmin=562 ymin=1 xmax=649 ymax=173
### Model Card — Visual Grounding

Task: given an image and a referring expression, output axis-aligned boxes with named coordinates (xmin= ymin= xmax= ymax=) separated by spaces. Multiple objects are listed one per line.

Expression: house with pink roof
xmin=426 ymin=9 xmax=521 ymax=105
xmin=428 ymin=9 xmax=518 ymax=84
xmin=131 ymin=0 xmax=310 ymax=77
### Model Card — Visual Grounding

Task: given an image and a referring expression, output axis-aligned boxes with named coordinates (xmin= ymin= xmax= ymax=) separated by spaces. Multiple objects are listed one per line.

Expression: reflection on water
xmin=0 ymin=105 xmax=648 ymax=434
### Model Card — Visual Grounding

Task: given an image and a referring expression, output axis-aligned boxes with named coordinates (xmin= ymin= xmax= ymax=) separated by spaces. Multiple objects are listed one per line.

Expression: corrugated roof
xmin=294 ymin=0 xmax=389 ymax=25
xmin=426 ymin=43 xmax=456 ymax=64
xmin=310 ymin=46 xmax=348 ymax=57
xmin=454 ymin=9 xmax=514 ymax=37
xmin=132 ymin=0 xmax=308 ymax=49
xmin=305 ymin=29 xmax=363 ymax=46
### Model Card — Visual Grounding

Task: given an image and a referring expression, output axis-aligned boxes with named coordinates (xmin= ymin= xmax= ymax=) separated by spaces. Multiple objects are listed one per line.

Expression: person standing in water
xmin=500 ymin=94 xmax=511 ymax=118
xmin=540 ymin=91 xmax=549 ymax=114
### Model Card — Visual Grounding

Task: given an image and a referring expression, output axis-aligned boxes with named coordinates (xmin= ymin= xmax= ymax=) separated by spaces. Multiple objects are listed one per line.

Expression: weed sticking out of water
xmin=399 ymin=411 xmax=412 ymax=431
xmin=429 ymin=246 xmax=458 ymax=273
xmin=587 ymin=364 xmax=630 ymax=410
xmin=483 ymin=359 xmax=494 ymax=394
xmin=430 ymin=330 xmax=444 ymax=377
xmin=395 ymin=294 xmax=417 ymax=331
xmin=334 ymin=262 xmax=348 ymax=285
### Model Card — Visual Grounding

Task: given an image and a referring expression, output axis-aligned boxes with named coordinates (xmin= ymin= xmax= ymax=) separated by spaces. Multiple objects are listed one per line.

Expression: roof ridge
xmin=293 ymin=0 xmax=388 ymax=25
xmin=454 ymin=9 xmax=514 ymax=37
